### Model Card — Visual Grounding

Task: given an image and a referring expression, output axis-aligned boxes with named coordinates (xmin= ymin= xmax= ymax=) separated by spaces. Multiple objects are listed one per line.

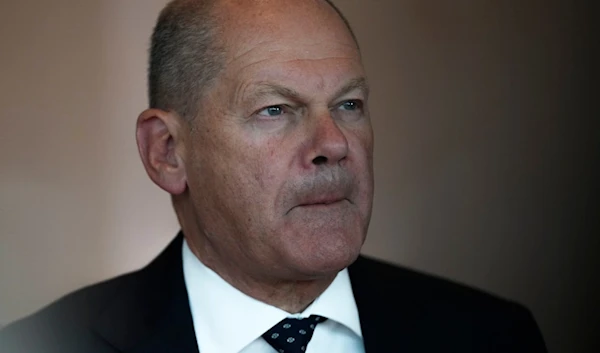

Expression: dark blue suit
xmin=0 ymin=233 xmax=547 ymax=352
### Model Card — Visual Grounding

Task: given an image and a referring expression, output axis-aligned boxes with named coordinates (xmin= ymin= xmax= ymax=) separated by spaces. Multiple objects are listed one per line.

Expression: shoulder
xmin=0 ymin=270 xmax=140 ymax=353
xmin=0 ymin=235 xmax=185 ymax=353
xmin=349 ymin=255 xmax=547 ymax=351
xmin=351 ymin=254 xmax=511 ymax=306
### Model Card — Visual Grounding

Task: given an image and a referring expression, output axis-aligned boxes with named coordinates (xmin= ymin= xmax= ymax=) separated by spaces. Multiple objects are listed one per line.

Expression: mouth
xmin=285 ymin=195 xmax=352 ymax=214
xmin=285 ymin=179 xmax=356 ymax=214
xmin=298 ymin=197 xmax=347 ymax=207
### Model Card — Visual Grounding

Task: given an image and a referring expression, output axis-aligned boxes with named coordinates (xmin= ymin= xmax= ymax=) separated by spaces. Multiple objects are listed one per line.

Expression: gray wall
xmin=0 ymin=1 xmax=596 ymax=352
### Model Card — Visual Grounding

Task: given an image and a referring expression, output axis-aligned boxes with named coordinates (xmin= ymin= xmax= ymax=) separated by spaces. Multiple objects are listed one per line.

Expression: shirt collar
xmin=182 ymin=239 xmax=362 ymax=353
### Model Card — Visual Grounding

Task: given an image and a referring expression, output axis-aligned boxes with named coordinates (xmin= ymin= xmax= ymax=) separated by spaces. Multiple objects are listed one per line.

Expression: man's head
xmin=137 ymin=0 xmax=374 ymax=286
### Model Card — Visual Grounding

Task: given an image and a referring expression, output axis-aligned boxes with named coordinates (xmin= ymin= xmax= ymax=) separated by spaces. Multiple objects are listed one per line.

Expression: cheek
xmin=251 ymin=141 xmax=281 ymax=189
xmin=228 ymin=138 xmax=290 ymax=213
xmin=348 ymin=124 xmax=374 ymax=168
xmin=360 ymin=123 xmax=375 ymax=159
xmin=347 ymin=126 xmax=375 ymax=203
xmin=247 ymin=129 xmax=298 ymax=175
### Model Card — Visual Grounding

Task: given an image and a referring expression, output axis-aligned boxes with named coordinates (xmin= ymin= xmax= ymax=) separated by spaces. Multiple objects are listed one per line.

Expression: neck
xmin=173 ymin=196 xmax=336 ymax=314
xmin=186 ymin=232 xmax=336 ymax=313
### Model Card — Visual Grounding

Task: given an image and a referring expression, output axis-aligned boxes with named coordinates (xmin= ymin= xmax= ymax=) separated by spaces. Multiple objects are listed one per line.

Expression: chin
xmin=316 ymin=250 xmax=360 ymax=274
xmin=286 ymin=231 xmax=364 ymax=278
xmin=279 ymin=209 xmax=367 ymax=277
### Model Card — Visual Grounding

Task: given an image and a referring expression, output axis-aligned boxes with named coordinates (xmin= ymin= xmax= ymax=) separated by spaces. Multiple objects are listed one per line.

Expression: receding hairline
xmin=148 ymin=0 xmax=359 ymax=121
xmin=180 ymin=0 xmax=359 ymax=48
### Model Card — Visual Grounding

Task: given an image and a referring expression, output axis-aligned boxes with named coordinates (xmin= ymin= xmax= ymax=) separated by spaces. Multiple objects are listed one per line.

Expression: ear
xmin=136 ymin=108 xmax=187 ymax=195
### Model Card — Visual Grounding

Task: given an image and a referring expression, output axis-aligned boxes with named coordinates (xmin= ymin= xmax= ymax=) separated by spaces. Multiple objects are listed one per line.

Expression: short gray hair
xmin=148 ymin=0 xmax=357 ymax=122
xmin=148 ymin=0 xmax=223 ymax=122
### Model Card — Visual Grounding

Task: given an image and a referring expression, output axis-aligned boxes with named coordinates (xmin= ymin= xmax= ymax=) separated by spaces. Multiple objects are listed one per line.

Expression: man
xmin=0 ymin=0 xmax=547 ymax=352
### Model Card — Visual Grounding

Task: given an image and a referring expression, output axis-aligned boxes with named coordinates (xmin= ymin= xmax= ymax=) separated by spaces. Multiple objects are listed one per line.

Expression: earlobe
xmin=136 ymin=109 xmax=187 ymax=195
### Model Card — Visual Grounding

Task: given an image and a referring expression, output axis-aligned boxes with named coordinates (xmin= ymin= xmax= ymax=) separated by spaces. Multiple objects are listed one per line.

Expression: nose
xmin=305 ymin=112 xmax=349 ymax=167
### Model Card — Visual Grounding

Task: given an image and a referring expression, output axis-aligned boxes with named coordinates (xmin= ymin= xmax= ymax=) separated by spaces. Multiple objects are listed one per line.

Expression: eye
xmin=332 ymin=99 xmax=366 ymax=122
xmin=338 ymin=100 xmax=363 ymax=111
xmin=257 ymin=105 xmax=285 ymax=117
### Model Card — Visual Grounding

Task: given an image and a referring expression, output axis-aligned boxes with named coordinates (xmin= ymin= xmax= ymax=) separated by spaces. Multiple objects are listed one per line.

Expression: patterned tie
xmin=262 ymin=315 xmax=327 ymax=353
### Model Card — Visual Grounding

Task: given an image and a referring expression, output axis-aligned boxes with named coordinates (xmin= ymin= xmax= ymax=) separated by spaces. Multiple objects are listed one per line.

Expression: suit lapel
xmin=93 ymin=233 xmax=199 ymax=353
xmin=349 ymin=255 xmax=422 ymax=352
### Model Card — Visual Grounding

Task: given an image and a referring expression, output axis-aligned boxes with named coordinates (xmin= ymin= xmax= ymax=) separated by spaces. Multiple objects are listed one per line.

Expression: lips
xmin=284 ymin=170 xmax=356 ymax=214
xmin=298 ymin=196 xmax=346 ymax=207
xmin=285 ymin=192 xmax=351 ymax=214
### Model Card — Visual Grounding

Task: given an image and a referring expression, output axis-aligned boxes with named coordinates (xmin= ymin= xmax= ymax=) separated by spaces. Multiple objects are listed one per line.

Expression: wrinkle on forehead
xmin=236 ymin=76 xmax=369 ymax=111
xmin=227 ymin=55 xmax=361 ymax=78
xmin=229 ymin=57 xmax=364 ymax=106
xmin=222 ymin=38 xmax=363 ymax=91
xmin=226 ymin=42 xmax=360 ymax=67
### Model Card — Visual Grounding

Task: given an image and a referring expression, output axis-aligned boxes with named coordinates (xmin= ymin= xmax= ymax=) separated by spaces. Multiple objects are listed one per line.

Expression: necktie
xmin=262 ymin=315 xmax=327 ymax=353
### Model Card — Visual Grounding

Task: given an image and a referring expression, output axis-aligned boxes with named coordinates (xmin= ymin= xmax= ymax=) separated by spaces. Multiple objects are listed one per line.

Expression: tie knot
xmin=262 ymin=315 xmax=327 ymax=353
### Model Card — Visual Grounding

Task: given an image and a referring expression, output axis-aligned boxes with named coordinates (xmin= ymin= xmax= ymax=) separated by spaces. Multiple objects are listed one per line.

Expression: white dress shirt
xmin=182 ymin=239 xmax=365 ymax=353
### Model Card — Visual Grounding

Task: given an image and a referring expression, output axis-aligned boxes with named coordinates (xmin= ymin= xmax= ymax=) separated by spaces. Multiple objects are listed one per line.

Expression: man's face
xmin=183 ymin=0 xmax=373 ymax=280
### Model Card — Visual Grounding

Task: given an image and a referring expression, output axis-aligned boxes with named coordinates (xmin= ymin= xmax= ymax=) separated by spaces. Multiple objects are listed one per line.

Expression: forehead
xmin=217 ymin=0 xmax=350 ymax=35
xmin=214 ymin=0 xmax=363 ymax=91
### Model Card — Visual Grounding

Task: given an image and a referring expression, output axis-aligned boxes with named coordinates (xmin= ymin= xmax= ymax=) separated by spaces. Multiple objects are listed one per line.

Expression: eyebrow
xmin=250 ymin=84 xmax=303 ymax=103
xmin=333 ymin=77 xmax=370 ymax=101
xmin=246 ymin=77 xmax=370 ymax=105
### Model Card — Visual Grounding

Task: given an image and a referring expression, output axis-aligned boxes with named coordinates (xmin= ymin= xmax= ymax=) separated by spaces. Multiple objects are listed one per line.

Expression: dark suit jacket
xmin=0 ymin=233 xmax=547 ymax=352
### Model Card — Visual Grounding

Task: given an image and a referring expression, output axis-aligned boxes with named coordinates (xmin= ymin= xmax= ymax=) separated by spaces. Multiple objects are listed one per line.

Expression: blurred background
xmin=0 ymin=0 xmax=596 ymax=351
